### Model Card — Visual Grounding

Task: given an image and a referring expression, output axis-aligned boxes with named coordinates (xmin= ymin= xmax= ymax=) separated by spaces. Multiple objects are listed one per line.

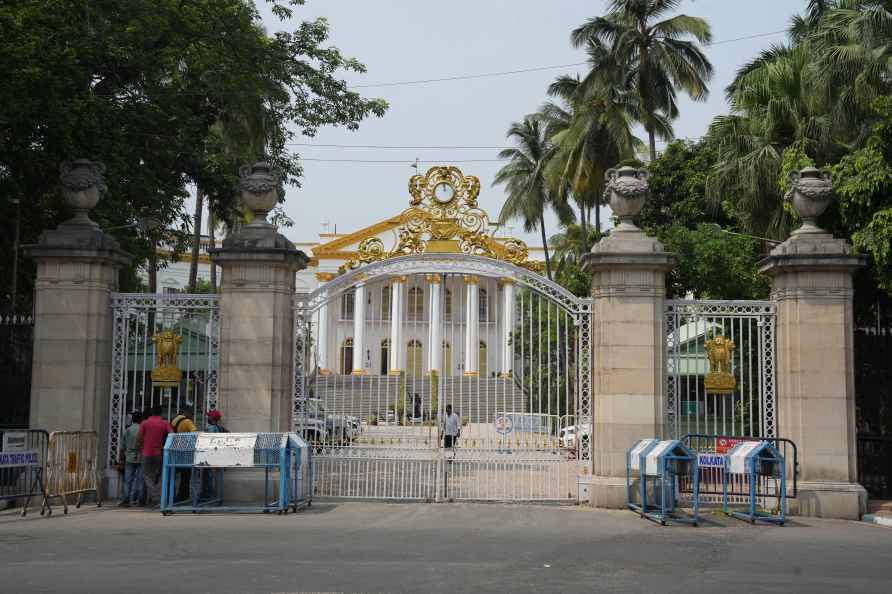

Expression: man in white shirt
xmin=441 ymin=404 xmax=461 ymax=449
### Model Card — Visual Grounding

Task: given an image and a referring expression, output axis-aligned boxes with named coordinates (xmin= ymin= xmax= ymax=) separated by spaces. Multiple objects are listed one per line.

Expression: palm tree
xmin=493 ymin=116 xmax=572 ymax=280
xmin=572 ymin=0 xmax=713 ymax=162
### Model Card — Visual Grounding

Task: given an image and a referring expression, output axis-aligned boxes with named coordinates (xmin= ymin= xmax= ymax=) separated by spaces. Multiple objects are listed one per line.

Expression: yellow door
xmin=442 ymin=341 xmax=452 ymax=376
xmin=407 ymin=340 xmax=423 ymax=377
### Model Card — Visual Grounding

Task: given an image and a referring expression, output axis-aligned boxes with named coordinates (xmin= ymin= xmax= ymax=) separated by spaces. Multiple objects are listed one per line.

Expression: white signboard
xmin=629 ymin=439 xmax=657 ymax=471
xmin=2 ymin=432 xmax=27 ymax=452
xmin=728 ymin=442 xmax=762 ymax=474
xmin=194 ymin=433 xmax=258 ymax=467
xmin=645 ymin=441 xmax=676 ymax=475
xmin=697 ymin=453 xmax=725 ymax=468
xmin=0 ymin=450 xmax=39 ymax=468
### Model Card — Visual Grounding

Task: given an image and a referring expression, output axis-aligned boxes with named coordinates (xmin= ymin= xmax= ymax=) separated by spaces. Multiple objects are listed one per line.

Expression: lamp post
xmin=9 ymin=197 xmax=21 ymax=314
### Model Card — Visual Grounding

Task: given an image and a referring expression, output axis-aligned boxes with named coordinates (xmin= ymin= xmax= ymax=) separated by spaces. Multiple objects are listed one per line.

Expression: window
xmin=340 ymin=290 xmax=355 ymax=321
xmin=408 ymin=287 xmax=424 ymax=321
xmin=443 ymin=289 xmax=452 ymax=321
xmin=479 ymin=341 xmax=488 ymax=376
xmin=381 ymin=285 xmax=391 ymax=320
xmin=407 ymin=339 xmax=423 ymax=376
xmin=479 ymin=289 xmax=489 ymax=321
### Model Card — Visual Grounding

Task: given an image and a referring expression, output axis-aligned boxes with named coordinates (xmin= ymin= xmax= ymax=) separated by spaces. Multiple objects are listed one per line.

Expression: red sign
xmin=715 ymin=437 xmax=742 ymax=454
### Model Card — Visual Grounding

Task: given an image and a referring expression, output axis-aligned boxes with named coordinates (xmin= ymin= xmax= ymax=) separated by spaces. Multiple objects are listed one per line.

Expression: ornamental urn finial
xmin=785 ymin=167 xmax=834 ymax=234
xmin=59 ymin=159 xmax=106 ymax=226
xmin=239 ymin=161 xmax=279 ymax=226
xmin=604 ymin=166 xmax=649 ymax=231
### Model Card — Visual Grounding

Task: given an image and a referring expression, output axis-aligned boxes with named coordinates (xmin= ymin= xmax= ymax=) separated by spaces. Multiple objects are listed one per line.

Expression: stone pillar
xmin=583 ymin=166 xmax=674 ymax=508
xmin=210 ymin=163 xmax=307 ymax=434
xmin=26 ymin=160 xmax=131 ymax=436
xmin=352 ymin=280 xmax=368 ymax=375
xmin=389 ymin=276 xmax=405 ymax=374
xmin=427 ymin=274 xmax=442 ymax=374
xmin=759 ymin=167 xmax=866 ymax=519
xmin=315 ymin=273 xmax=334 ymax=374
xmin=499 ymin=278 xmax=514 ymax=377
xmin=463 ymin=275 xmax=479 ymax=376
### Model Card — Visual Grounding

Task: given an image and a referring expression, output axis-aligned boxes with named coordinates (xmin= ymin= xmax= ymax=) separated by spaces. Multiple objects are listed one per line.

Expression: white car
xmin=559 ymin=424 xmax=591 ymax=449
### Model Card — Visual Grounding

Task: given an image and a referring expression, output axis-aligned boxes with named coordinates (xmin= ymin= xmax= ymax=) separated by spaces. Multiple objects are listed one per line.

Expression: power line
xmin=347 ymin=30 xmax=787 ymax=89
xmin=300 ymin=158 xmax=504 ymax=163
xmin=289 ymin=143 xmax=510 ymax=150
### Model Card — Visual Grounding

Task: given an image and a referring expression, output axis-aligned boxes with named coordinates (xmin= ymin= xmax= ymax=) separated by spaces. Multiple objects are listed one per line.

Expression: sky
xmin=220 ymin=0 xmax=806 ymax=246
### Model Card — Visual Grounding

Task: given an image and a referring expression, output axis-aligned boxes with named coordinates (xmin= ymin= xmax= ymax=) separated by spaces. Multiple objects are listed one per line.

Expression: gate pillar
xmin=25 ymin=160 xmax=131 ymax=436
xmin=759 ymin=167 xmax=866 ymax=519
xmin=583 ymin=167 xmax=674 ymax=508
xmin=210 ymin=163 xmax=308 ymax=434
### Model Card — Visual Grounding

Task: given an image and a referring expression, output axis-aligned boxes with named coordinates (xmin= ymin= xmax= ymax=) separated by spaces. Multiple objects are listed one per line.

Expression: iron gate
xmin=294 ymin=254 xmax=592 ymax=502
xmin=664 ymin=300 xmax=776 ymax=439
xmin=107 ymin=293 xmax=220 ymax=470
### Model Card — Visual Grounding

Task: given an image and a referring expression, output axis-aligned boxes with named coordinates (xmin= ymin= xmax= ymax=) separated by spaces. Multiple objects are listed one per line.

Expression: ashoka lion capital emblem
xmin=151 ymin=330 xmax=183 ymax=388
xmin=704 ymin=335 xmax=736 ymax=394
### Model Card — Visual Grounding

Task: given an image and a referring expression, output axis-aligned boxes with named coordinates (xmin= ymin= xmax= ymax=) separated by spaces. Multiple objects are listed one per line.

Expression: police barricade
xmin=679 ymin=434 xmax=797 ymax=508
xmin=723 ymin=441 xmax=786 ymax=525
xmin=626 ymin=439 xmax=700 ymax=526
xmin=0 ymin=429 xmax=49 ymax=516
xmin=42 ymin=431 xmax=102 ymax=516
xmin=161 ymin=432 xmax=313 ymax=515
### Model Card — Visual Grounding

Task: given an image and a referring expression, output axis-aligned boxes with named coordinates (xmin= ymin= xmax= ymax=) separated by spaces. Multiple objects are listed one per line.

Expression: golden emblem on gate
xmin=151 ymin=330 xmax=183 ymax=388
xmin=704 ymin=335 xmax=736 ymax=394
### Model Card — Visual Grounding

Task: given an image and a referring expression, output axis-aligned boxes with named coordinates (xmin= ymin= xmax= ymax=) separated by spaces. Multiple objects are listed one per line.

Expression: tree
xmin=571 ymin=0 xmax=713 ymax=162
xmin=0 ymin=0 xmax=387 ymax=311
xmin=493 ymin=116 xmax=572 ymax=280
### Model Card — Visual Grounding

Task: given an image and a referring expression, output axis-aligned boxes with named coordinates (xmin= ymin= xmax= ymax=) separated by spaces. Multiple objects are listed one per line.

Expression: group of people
xmin=118 ymin=405 xmax=226 ymax=507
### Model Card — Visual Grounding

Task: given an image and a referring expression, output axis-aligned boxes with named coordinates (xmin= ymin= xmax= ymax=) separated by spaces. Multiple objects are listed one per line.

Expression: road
xmin=1 ymin=502 xmax=890 ymax=593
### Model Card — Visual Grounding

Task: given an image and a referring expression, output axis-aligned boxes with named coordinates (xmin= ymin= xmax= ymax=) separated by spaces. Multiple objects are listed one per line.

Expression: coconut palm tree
xmin=493 ymin=116 xmax=572 ymax=280
xmin=571 ymin=0 xmax=713 ymax=162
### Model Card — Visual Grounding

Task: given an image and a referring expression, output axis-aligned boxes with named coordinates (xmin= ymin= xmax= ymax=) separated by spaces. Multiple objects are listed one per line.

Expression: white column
xmin=500 ymin=278 xmax=514 ymax=377
xmin=389 ymin=276 xmax=405 ymax=374
xmin=315 ymin=272 xmax=334 ymax=374
xmin=352 ymin=281 xmax=367 ymax=375
xmin=463 ymin=275 xmax=479 ymax=376
xmin=427 ymin=274 xmax=442 ymax=374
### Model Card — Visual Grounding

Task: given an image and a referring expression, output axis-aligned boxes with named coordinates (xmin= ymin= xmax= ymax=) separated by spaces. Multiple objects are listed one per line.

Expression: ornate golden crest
xmin=151 ymin=330 xmax=183 ymax=388
xmin=704 ymin=335 xmax=736 ymax=394
xmin=341 ymin=166 xmax=539 ymax=273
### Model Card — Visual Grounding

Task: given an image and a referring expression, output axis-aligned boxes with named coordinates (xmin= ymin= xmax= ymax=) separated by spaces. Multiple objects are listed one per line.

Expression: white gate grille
xmin=664 ymin=300 xmax=776 ymax=439
xmin=107 ymin=293 xmax=220 ymax=469
xmin=294 ymin=254 xmax=591 ymax=501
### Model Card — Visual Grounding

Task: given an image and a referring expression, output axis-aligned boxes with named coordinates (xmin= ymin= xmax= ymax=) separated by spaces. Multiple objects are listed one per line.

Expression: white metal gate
xmin=107 ymin=293 xmax=220 ymax=470
xmin=664 ymin=300 xmax=776 ymax=439
xmin=294 ymin=254 xmax=592 ymax=501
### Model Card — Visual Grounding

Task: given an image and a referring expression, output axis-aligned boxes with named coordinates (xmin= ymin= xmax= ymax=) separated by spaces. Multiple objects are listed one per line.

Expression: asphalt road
xmin=1 ymin=502 xmax=890 ymax=594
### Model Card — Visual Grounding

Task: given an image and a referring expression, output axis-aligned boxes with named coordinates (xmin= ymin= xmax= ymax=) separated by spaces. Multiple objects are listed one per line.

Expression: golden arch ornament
xmin=151 ymin=330 xmax=183 ymax=388
xmin=704 ymin=335 xmax=736 ymax=394
xmin=341 ymin=166 xmax=541 ymax=274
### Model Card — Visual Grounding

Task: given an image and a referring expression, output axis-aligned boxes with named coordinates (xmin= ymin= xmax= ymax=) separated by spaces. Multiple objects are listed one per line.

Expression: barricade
xmin=679 ymin=434 xmax=797 ymax=506
xmin=0 ymin=429 xmax=49 ymax=516
xmin=42 ymin=431 xmax=102 ymax=515
xmin=161 ymin=432 xmax=313 ymax=515
xmin=626 ymin=439 xmax=699 ymax=526
xmin=722 ymin=440 xmax=786 ymax=525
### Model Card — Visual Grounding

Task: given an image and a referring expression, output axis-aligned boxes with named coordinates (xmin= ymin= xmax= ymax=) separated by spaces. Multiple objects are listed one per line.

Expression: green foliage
xmin=0 ymin=0 xmax=386 ymax=312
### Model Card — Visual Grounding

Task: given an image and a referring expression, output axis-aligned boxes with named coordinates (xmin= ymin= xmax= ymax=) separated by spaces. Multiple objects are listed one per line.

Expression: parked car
xmin=559 ymin=424 xmax=591 ymax=450
xmin=293 ymin=398 xmax=357 ymax=445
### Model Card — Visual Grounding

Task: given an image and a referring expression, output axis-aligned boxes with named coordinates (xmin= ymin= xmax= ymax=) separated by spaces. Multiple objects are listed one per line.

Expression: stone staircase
xmin=308 ymin=375 xmax=528 ymax=423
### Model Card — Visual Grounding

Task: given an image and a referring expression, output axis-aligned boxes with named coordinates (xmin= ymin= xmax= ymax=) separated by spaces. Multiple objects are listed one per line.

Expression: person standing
xmin=202 ymin=409 xmax=227 ymax=499
xmin=137 ymin=405 xmax=172 ymax=507
xmin=118 ymin=411 xmax=144 ymax=507
xmin=170 ymin=406 xmax=197 ymax=501
xmin=441 ymin=404 xmax=461 ymax=449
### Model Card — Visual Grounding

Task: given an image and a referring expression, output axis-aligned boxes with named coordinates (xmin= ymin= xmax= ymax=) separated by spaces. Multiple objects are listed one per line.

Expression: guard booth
xmin=627 ymin=439 xmax=699 ymax=526
xmin=161 ymin=432 xmax=313 ymax=515
xmin=723 ymin=441 xmax=786 ymax=525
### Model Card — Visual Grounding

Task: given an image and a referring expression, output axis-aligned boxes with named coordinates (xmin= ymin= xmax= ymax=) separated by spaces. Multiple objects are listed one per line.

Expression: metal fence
xmin=0 ymin=429 xmax=48 ymax=516
xmin=679 ymin=434 xmax=798 ymax=505
xmin=108 ymin=293 xmax=220 ymax=469
xmin=42 ymin=431 xmax=101 ymax=515
xmin=665 ymin=300 xmax=777 ymax=439
xmin=854 ymin=326 xmax=892 ymax=498
xmin=0 ymin=315 xmax=33 ymax=427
